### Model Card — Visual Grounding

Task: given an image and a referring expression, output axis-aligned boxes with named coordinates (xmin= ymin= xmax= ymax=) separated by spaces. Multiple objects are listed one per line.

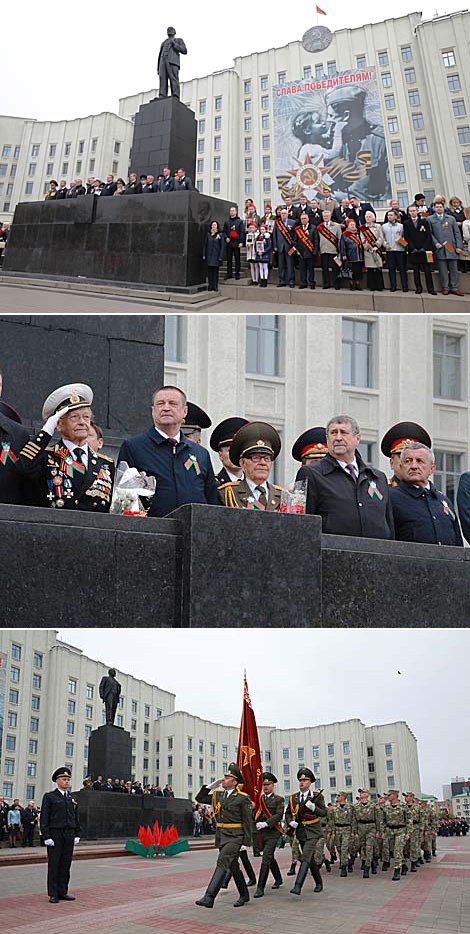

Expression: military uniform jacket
xmin=218 ymin=478 xmax=283 ymax=511
xmin=195 ymin=785 xmax=252 ymax=847
xmin=18 ymin=430 xmax=115 ymax=512
xmin=0 ymin=412 xmax=36 ymax=506
xmin=297 ymin=451 xmax=394 ymax=539
xmin=118 ymin=427 xmax=219 ymax=517
xmin=406 ymin=803 xmax=422 ymax=828
xmin=352 ymin=801 xmax=378 ymax=833
xmin=286 ymin=790 xmax=327 ymax=834
xmin=390 ymin=480 xmax=463 ymax=546
xmin=383 ymin=803 xmax=412 ymax=833
xmin=330 ymin=802 xmax=354 ymax=830
xmin=40 ymin=789 xmax=81 ymax=838
xmin=255 ymin=793 xmax=285 ymax=835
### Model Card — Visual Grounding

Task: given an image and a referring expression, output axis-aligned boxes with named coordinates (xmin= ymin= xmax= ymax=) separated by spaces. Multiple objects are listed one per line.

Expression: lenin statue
xmin=158 ymin=26 xmax=187 ymax=99
xmin=99 ymin=668 xmax=121 ymax=725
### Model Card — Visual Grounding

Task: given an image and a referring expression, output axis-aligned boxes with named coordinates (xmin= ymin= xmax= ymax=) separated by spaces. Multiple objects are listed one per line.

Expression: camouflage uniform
xmin=421 ymin=803 xmax=432 ymax=862
xmin=374 ymin=797 xmax=386 ymax=862
xmin=330 ymin=799 xmax=354 ymax=871
xmin=429 ymin=808 xmax=438 ymax=856
xmin=352 ymin=797 xmax=378 ymax=870
xmin=383 ymin=797 xmax=412 ymax=877
xmin=287 ymin=831 xmax=301 ymax=864
xmin=403 ymin=796 xmax=422 ymax=868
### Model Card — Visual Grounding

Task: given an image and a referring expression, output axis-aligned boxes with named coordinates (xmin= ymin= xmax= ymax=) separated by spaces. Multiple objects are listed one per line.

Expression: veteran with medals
xmin=285 ymin=767 xmax=327 ymax=897
xmin=218 ymin=421 xmax=284 ymax=511
xmin=18 ymin=384 xmax=115 ymax=511
xmin=253 ymin=771 xmax=285 ymax=897
xmin=195 ymin=763 xmax=253 ymax=909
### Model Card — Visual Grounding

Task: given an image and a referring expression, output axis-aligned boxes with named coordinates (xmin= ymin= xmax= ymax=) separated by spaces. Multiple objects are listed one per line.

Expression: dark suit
xmin=294 ymin=223 xmax=319 ymax=287
xmin=101 ymin=181 xmax=117 ymax=197
xmin=403 ymin=216 xmax=435 ymax=292
xmin=390 ymin=480 xmax=463 ymax=546
xmin=347 ymin=204 xmax=373 ymax=226
xmin=123 ymin=180 xmax=142 ymax=194
xmin=21 ymin=806 xmax=38 ymax=846
xmin=272 ymin=218 xmax=297 ymax=286
xmin=457 ymin=472 xmax=470 ymax=545
xmin=40 ymin=789 xmax=80 ymax=898
xmin=118 ymin=427 xmax=219 ymax=517
xmin=0 ymin=412 xmax=34 ymax=505
xmin=158 ymin=176 xmax=175 ymax=192
xmin=66 ymin=186 xmax=86 ymax=198
xmin=18 ymin=433 xmax=115 ymax=512
xmin=174 ymin=175 xmax=193 ymax=190
xmin=297 ymin=451 xmax=394 ymax=539
xmin=218 ymin=478 xmax=283 ymax=511
xmin=56 ymin=187 xmax=68 ymax=200
xmin=142 ymin=182 xmax=157 ymax=193
xmin=196 ymin=785 xmax=252 ymax=871
xmin=215 ymin=466 xmax=238 ymax=486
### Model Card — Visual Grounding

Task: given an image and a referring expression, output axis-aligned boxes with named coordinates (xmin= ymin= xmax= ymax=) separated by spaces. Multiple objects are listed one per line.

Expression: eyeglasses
xmin=249 ymin=455 xmax=272 ymax=464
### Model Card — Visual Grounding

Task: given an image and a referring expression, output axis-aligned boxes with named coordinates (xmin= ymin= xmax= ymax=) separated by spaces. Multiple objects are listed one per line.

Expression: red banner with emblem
xmin=237 ymin=674 xmax=263 ymax=810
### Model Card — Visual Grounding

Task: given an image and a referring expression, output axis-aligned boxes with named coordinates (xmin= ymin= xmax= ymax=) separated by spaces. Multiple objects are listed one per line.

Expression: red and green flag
xmin=443 ymin=240 xmax=455 ymax=255
xmin=397 ymin=236 xmax=408 ymax=248
xmin=316 ymin=4 xmax=327 ymax=13
xmin=237 ymin=674 xmax=263 ymax=810
xmin=425 ymin=251 xmax=434 ymax=264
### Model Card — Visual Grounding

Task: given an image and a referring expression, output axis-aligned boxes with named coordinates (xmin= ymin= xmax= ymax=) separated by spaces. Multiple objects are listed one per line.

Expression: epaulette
xmin=218 ymin=480 xmax=240 ymax=490
xmin=236 ymin=789 xmax=250 ymax=797
xmin=97 ymin=452 xmax=114 ymax=463
xmin=270 ymin=483 xmax=285 ymax=491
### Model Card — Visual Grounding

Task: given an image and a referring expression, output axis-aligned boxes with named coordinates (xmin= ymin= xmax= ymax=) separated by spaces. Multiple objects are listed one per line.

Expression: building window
xmin=10 ymin=666 xmax=20 ymax=682
xmin=391 ymin=140 xmax=402 ymax=158
xmin=244 ymin=117 xmax=252 ymax=132
xmin=261 ymin=95 xmax=269 ymax=110
xmin=420 ymin=163 xmax=432 ymax=180
xmin=31 ymin=144 xmax=40 ymax=156
xmin=261 ymin=116 xmax=270 ymax=132
xmin=164 ymin=314 xmax=186 ymax=363
xmin=114 ymin=141 xmax=120 ymax=155
xmin=66 ymin=720 xmax=75 ymax=735
xmin=78 ymin=140 xmax=84 ymax=154
xmin=412 ymin=113 xmax=425 ymax=130
xmin=4 ymin=759 xmax=15 ymax=775
xmin=213 ymin=157 xmax=221 ymax=172
xmin=404 ymin=66 xmax=416 ymax=84
xmin=64 ymin=142 xmax=71 ymax=156
xmin=378 ymin=50 xmax=389 ymax=66
xmin=329 ymin=760 xmax=336 ymax=772
xmin=434 ymin=452 xmax=462 ymax=506
xmin=197 ymin=158 xmax=204 ymax=174
xmin=458 ymin=126 xmax=470 ymax=145
xmin=76 ymin=160 xmax=82 ymax=173
xmin=198 ymin=118 xmax=205 ymax=134
xmin=31 ymin=695 xmax=40 ymax=711
xmin=199 ymin=99 xmax=206 ymax=114
xmin=388 ymin=117 xmax=399 ymax=133
xmin=85 ymin=684 xmax=94 ymax=699
xmin=416 ymin=137 xmax=428 ymax=153
xmin=260 ymin=75 xmax=268 ymax=91
xmin=143 ymin=722 xmax=149 ymax=735
xmin=9 ymin=689 xmax=19 ymax=704
xmin=168 ymin=738 xmax=173 ymax=751
xmin=2 ymin=144 xmax=11 ymax=158
xmin=442 ymin=50 xmax=456 ymax=67
xmin=303 ymin=65 xmax=312 ymax=79
xmin=25 ymin=182 xmax=34 ymax=194
xmin=85 ymin=704 xmax=93 ymax=719
xmin=263 ymin=178 xmax=271 ymax=193
xmin=85 ymin=726 xmax=91 ymax=739
xmin=244 ymin=158 xmax=252 ymax=172
xmin=5 ymin=735 xmax=16 ymax=751
xmin=262 ymin=155 xmax=271 ymax=171
xmin=368 ymin=762 xmax=375 ymax=773
xmin=29 ymin=739 xmax=38 ymax=754
xmin=46 ymin=163 xmax=54 ymax=176
xmin=197 ymin=139 xmax=205 ymax=154
xmin=27 ymin=761 xmax=37 ymax=777
xmin=28 ymin=163 xmax=36 ymax=176
xmin=447 ymin=74 xmax=461 ymax=92
xmin=30 ymin=717 xmax=39 ymax=732
xmin=10 ymin=642 xmax=20 ymax=660
xmin=3 ymin=202 xmax=10 ymax=212
xmin=464 ymin=155 xmax=470 ymax=173
xmin=394 ymin=165 xmax=406 ymax=183
xmin=214 ymin=116 xmax=222 ymax=130
xmin=144 ymin=704 xmax=150 ymax=718
xmin=327 ymin=743 xmax=334 ymax=756
xmin=245 ymin=179 xmax=253 ymax=195
xmin=381 ymin=73 xmax=392 ymax=88
xmin=246 ymin=315 xmax=281 ymax=376
xmin=215 ymin=96 xmax=222 ymax=111
xmin=386 ymin=759 xmax=394 ymax=771
xmin=408 ymin=90 xmax=420 ymax=106
xmin=244 ymin=98 xmax=251 ymax=114
xmin=283 ymin=764 xmax=290 ymax=776
xmin=330 ymin=777 xmax=336 ymax=788
xmin=356 ymin=54 xmax=366 ymax=68
xmin=244 ymin=79 xmax=252 ymax=94
xmin=8 ymin=712 xmax=17 ymax=728
xmin=62 ymin=162 xmax=69 ymax=175
xmin=10 ymin=164 xmax=16 ymax=177
xmin=343 ymin=742 xmax=350 ymax=755
xmin=452 ymin=99 xmax=466 ymax=116
xmin=342 ymin=318 xmax=373 ymax=387
xmin=387 ymin=776 xmax=395 ymax=788
xmin=384 ymin=94 xmax=395 ymax=110
xmin=68 ymin=678 xmax=77 ymax=694
xmin=65 ymin=742 xmax=74 ymax=757
xmin=33 ymin=652 xmax=42 ymax=668
xmin=313 ymin=63 xmax=323 ymax=80
xmin=297 ymin=747 xmax=305 ymax=760
xmin=313 ymin=762 xmax=320 ymax=774
xmin=278 ymin=71 xmax=287 ymax=84
xmin=91 ymin=138 xmax=97 ymax=152
xmin=262 ymin=135 xmax=270 ymax=149
xmin=401 ymin=46 xmax=412 ymax=62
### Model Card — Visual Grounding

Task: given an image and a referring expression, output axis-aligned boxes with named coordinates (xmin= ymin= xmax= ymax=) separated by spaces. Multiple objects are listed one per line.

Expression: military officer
xmin=403 ymin=792 xmax=422 ymax=871
xmin=291 ymin=426 xmax=328 ymax=466
xmin=285 ymin=768 xmax=327 ymax=896
xmin=382 ymin=790 xmax=412 ymax=880
xmin=180 ymin=401 xmax=211 ymax=445
xmin=381 ymin=421 xmax=432 ymax=487
xmin=253 ymin=771 xmax=285 ymax=897
xmin=17 ymin=384 xmax=115 ymax=511
xmin=0 ymin=400 xmax=36 ymax=505
xmin=329 ymin=791 xmax=355 ymax=876
xmin=352 ymin=788 xmax=378 ymax=878
xmin=210 ymin=416 xmax=248 ymax=485
xmin=218 ymin=421 xmax=284 ymax=510
xmin=40 ymin=766 xmax=80 ymax=903
xmin=195 ymin=763 xmax=253 ymax=909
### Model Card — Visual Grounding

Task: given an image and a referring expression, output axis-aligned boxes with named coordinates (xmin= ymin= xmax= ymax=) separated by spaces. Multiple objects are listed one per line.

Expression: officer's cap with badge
xmin=0 ymin=400 xmax=22 ymax=424
xmin=292 ymin=427 xmax=327 ymax=462
xmin=297 ymin=767 xmax=315 ymax=782
xmin=262 ymin=771 xmax=278 ymax=783
xmin=230 ymin=421 xmax=281 ymax=467
xmin=42 ymin=383 xmax=93 ymax=421
xmin=210 ymin=417 xmax=249 ymax=451
xmin=181 ymin=401 xmax=211 ymax=440
xmin=52 ymin=766 xmax=72 ymax=782
xmin=381 ymin=421 xmax=431 ymax=458
xmin=224 ymin=762 xmax=244 ymax=784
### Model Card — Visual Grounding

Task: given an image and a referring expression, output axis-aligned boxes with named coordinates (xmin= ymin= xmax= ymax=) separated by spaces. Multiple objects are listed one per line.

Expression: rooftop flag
xmin=316 ymin=5 xmax=327 ymax=14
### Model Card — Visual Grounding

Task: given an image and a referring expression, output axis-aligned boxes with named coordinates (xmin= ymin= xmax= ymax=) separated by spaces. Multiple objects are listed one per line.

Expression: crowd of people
xmin=438 ymin=817 xmax=469 ymax=835
xmin=82 ymin=776 xmax=175 ymax=796
xmin=0 ymin=795 xmax=39 ymax=848
xmin=192 ymin=802 xmax=217 ymax=836
xmin=43 ymin=166 xmax=193 ymax=201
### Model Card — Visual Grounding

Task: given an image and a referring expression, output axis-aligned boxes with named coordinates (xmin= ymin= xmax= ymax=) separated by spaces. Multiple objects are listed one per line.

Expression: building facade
xmin=164 ymin=312 xmax=470 ymax=503
xmin=0 ymin=631 xmax=421 ymax=804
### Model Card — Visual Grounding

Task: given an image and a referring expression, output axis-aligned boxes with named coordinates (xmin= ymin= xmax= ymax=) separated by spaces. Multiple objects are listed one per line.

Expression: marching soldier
xmin=382 ymin=790 xmax=412 ymax=880
xmin=420 ymin=800 xmax=433 ymax=862
xmin=218 ymin=421 xmax=284 ymax=511
xmin=352 ymin=788 xmax=379 ymax=878
xmin=195 ymin=763 xmax=253 ymax=909
xmin=381 ymin=421 xmax=432 ymax=487
xmin=430 ymin=806 xmax=438 ymax=856
xmin=40 ymin=767 xmax=80 ymax=903
xmin=286 ymin=831 xmax=302 ymax=876
xmin=329 ymin=792 xmax=354 ymax=877
xmin=210 ymin=416 xmax=248 ymax=485
xmin=253 ymin=771 xmax=285 ymax=897
xmin=403 ymin=792 xmax=422 ymax=871
xmin=291 ymin=427 xmax=328 ymax=466
xmin=374 ymin=793 xmax=387 ymax=866
xmin=18 ymin=383 xmax=114 ymax=511
xmin=285 ymin=768 xmax=327 ymax=896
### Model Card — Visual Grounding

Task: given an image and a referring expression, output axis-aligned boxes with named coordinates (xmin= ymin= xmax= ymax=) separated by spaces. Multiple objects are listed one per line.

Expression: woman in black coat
xmin=203 ymin=221 xmax=224 ymax=291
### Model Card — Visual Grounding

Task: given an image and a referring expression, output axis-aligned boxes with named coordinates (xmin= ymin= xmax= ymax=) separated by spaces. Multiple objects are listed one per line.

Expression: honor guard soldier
xmin=253 ymin=771 xmax=285 ymax=897
xmin=210 ymin=416 xmax=249 ymax=485
xmin=382 ymin=790 xmax=413 ymax=880
xmin=18 ymin=383 xmax=115 ymax=511
xmin=218 ymin=421 xmax=284 ymax=510
xmin=292 ymin=427 xmax=328 ymax=466
xmin=40 ymin=767 xmax=80 ymax=903
xmin=180 ymin=401 xmax=211 ymax=445
xmin=0 ymin=400 xmax=35 ymax=505
xmin=329 ymin=791 xmax=354 ymax=876
xmin=195 ymin=763 xmax=253 ymax=909
xmin=285 ymin=768 xmax=327 ymax=896
xmin=381 ymin=421 xmax=432 ymax=487
xmin=352 ymin=788 xmax=379 ymax=877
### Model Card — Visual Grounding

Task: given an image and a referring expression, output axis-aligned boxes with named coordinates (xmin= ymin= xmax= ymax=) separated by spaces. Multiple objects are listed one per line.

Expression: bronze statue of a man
xmin=158 ymin=26 xmax=187 ymax=99
xmin=99 ymin=668 xmax=121 ymax=725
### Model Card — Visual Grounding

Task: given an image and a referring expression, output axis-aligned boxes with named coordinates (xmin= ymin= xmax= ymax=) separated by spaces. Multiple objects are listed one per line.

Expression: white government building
xmin=164 ymin=311 xmax=470 ymax=501
xmin=1 ymin=10 xmax=470 ymax=222
xmin=0 ymin=630 xmax=421 ymax=805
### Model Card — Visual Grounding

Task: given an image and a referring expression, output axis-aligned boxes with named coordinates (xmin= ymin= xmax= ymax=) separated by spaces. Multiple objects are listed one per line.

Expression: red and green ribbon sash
xmin=425 ymin=251 xmax=434 ymax=264
xmin=0 ymin=442 xmax=18 ymax=465
xmin=443 ymin=240 xmax=455 ymax=254
xmin=397 ymin=236 xmax=408 ymax=248
xmin=62 ymin=455 xmax=86 ymax=478
xmin=295 ymin=224 xmax=315 ymax=254
xmin=184 ymin=454 xmax=201 ymax=475
xmin=246 ymin=496 xmax=265 ymax=511
xmin=441 ymin=500 xmax=456 ymax=521
xmin=367 ymin=480 xmax=383 ymax=501
xmin=275 ymin=218 xmax=297 ymax=254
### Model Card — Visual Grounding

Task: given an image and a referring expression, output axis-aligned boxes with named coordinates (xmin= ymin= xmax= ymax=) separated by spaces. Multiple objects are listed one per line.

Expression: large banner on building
xmin=0 ymin=651 xmax=7 ymax=764
xmin=273 ymin=68 xmax=391 ymax=204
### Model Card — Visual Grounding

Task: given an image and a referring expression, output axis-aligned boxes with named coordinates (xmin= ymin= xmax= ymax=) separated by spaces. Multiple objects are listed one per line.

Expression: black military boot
xmin=392 ymin=867 xmax=401 ymax=881
xmin=401 ymin=862 xmax=408 ymax=876
xmin=361 ymin=859 xmax=366 ymax=870
xmin=310 ymin=860 xmax=323 ymax=892
xmin=270 ymin=859 xmax=283 ymax=889
xmin=363 ymin=865 xmax=370 ymax=878
xmin=410 ymin=861 xmax=418 ymax=872
xmin=348 ymin=857 xmax=354 ymax=873
xmin=322 ymin=857 xmax=331 ymax=872
xmin=419 ymin=856 xmax=424 ymax=865
xmin=196 ymin=867 xmax=227 ymax=908
xmin=382 ymin=860 xmax=390 ymax=871
xmin=371 ymin=858 xmax=378 ymax=874
xmin=240 ymin=849 xmax=256 ymax=885
xmin=232 ymin=864 xmax=250 ymax=907
xmin=340 ymin=865 xmax=347 ymax=877
xmin=287 ymin=861 xmax=297 ymax=876
xmin=254 ymin=863 xmax=269 ymax=898
xmin=220 ymin=869 xmax=231 ymax=889
xmin=290 ymin=860 xmax=309 ymax=895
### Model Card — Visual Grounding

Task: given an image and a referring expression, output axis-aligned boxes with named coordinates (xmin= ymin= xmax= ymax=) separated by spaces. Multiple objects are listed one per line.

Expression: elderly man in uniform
xmin=218 ymin=421 xmax=284 ymax=510
xmin=195 ymin=763 xmax=253 ymax=909
xmin=40 ymin=767 xmax=80 ymax=903
xmin=382 ymin=790 xmax=412 ymax=880
xmin=253 ymin=771 xmax=285 ymax=897
xmin=180 ymin=401 xmax=211 ymax=445
xmin=292 ymin=426 xmax=328 ymax=467
xmin=18 ymin=384 xmax=114 ymax=511
xmin=352 ymin=788 xmax=378 ymax=878
xmin=285 ymin=767 xmax=327 ymax=896
xmin=210 ymin=417 xmax=248 ymax=485
xmin=390 ymin=442 xmax=463 ymax=545
xmin=381 ymin=421 xmax=432 ymax=487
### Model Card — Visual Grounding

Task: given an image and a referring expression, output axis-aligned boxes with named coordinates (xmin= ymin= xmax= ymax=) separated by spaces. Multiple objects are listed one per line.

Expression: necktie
xmin=345 ymin=464 xmax=357 ymax=482
xmin=167 ymin=438 xmax=178 ymax=453
xmin=255 ymin=486 xmax=267 ymax=508
xmin=73 ymin=447 xmax=85 ymax=464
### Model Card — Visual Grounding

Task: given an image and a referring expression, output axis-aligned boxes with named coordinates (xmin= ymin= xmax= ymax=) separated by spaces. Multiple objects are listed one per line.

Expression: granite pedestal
xmin=88 ymin=724 xmax=132 ymax=784
xmin=73 ymin=789 xmax=193 ymax=839
xmin=131 ymin=97 xmax=196 ymax=183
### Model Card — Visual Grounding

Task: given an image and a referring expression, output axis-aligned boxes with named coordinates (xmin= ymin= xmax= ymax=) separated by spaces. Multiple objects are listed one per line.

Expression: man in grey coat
xmin=428 ymin=202 xmax=464 ymax=295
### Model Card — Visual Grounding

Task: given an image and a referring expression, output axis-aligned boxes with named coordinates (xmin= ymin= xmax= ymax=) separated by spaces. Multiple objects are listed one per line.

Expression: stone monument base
xmin=88 ymin=724 xmax=132 ymax=782
xmin=73 ymin=789 xmax=193 ymax=839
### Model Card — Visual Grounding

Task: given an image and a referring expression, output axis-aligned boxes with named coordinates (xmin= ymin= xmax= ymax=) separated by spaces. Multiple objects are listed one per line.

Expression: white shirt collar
xmin=155 ymin=427 xmax=181 ymax=442
xmin=62 ymin=439 xmax=88 ymax=466
xmin=246 ymin=477 xmax=268 ymax=496
xmin=335 ymin=457 xmax=358 ymax=473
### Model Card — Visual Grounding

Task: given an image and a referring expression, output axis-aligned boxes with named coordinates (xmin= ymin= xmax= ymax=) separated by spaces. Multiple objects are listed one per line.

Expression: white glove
xmin=74 ymin=837 xmax=80 ymax=845
xmin=240 ymin=845 xmax=247 ymax=852
xmin=306 ymin=801 xmax=316 ymax=812
xmin=289 ymin=820 xmax=298 ymax=829
xmin=256 ymin=821 xmax=268 ymax=830
xmin=44 ymin=838 xmax=55 ymax=846
xmin=207 ymin=778 xmax=223 ymax=791
xmin=42 ymin=406 xmax=70 ymax=436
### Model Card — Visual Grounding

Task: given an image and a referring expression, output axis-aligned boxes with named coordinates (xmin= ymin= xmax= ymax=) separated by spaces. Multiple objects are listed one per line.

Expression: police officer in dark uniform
xmin=180 ymin=401 xmax=211 ymax=445
xmin=210 ymin=416 xmax=249 ymax=484
xmin=253 ymin=771 xmax=285 ymax=897
xmin=292 ymin=427 xmax=328 ymax=466
xmin=218 ymin=421 xmax=284 ymax=510
xmin=195 ymin=763 xmax=253 ymax=909
xmin=0 ymin=401 xmax=35 ymax=505
xmin=285 ymin=768 xmax=327 ymax=896
xmin=381 ymin=421 xmax=432 ymax=487
xmin=40 ymin=767 xmax=80 ymax=903
xmin=17 ymin=384 xmax=115 ymax=511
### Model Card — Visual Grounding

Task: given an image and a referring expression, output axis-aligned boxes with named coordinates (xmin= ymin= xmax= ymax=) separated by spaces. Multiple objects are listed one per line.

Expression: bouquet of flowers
xmin=279 ymin=479 xmax=308 ymax=514
xmin=110 ymin=462 xmax=156 ymax=516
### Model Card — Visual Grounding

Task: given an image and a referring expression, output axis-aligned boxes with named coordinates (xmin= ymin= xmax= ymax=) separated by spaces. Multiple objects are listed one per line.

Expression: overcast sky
xmin=2 ymin=2 xmax=458 ymax=122
xmin=57 ymin=628 xmax=468 ymax=798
